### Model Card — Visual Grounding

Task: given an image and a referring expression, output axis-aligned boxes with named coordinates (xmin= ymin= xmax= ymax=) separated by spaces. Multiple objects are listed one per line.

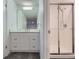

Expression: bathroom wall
xmin=7 ymin=0 xmax=26 ymax=32
xmin=4 ymin=0 xmax=18 ymax=57
xmin=3 ymin=0 xmax=10 ymax=57
xmin=7 ymin=0 xmax=18 ymax=32
xmin=37 ymin=0 xmax=44 ymax=59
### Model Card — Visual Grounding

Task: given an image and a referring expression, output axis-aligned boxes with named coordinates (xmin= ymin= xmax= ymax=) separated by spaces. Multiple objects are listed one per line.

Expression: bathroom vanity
xmin=10 ymin=32 xmax=40 ymax=52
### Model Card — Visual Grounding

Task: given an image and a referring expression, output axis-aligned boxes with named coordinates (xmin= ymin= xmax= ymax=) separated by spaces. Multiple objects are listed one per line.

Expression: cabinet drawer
xmin=29 ymin=36 xmax=40 ymax=50
xmin=10 ymin=33 xmax=30 ymax=51
xmin=30 ymin=44 xmax=39 ymax=50
xmin=11 ymin=44 xmax=20 ymax=50
xmin=11 ymin=37 xmax=22 ymax=44
xmin=29 ymin=35 xmax=39 ymax=43
xmin=11 ymin=42 xmax=30 ymax=50
xmin=10 ymin=32 xmax=40 ymax=51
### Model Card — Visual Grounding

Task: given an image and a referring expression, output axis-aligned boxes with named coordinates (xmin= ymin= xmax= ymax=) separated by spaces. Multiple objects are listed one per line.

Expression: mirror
xmin=7 ymin=0 xmax=43 ymax=32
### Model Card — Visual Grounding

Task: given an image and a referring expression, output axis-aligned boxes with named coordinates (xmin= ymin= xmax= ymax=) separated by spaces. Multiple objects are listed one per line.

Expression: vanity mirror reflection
xmin=7 ymin=0 xmax=40 ymax=32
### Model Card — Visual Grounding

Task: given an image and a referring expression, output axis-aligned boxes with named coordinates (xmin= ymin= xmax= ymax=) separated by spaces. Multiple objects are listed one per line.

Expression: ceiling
xmin=15 ymin=0 xmax=39 ymax=17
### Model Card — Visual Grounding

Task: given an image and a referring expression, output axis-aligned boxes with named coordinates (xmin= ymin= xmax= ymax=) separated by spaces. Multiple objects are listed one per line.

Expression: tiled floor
xmin=4 ymin=52 xmax=75 ymax=59
xmin=51 ymin=58 xmax=75 ymax=59
xmin=4 ymin=52 xmax=40 ymax=59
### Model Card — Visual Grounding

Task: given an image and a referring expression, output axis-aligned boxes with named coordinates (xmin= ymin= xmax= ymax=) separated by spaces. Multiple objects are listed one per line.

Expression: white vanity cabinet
xmin=48 ymin=4 xmax=74 ymax=54
xmin=10 ymin=32 xmax=40 ymax=52
xmin=29 ymin=33 xmax=40 ymax=51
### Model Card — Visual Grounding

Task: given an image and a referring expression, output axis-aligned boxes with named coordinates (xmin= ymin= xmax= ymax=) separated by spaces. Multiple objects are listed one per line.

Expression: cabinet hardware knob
xmin=64 ymin=8 xmax=66 ymax=10
xmin=33 ymin=39 xmax=35 ymax=40
xmin=63 ymin=24 xmax=67 ymax=28
xmin=14 ymin=38 xmax=17 ymax=40
xmin=14 ymin=46 xmax=17 ymax=48
xmin=48 ymin=30 xmax=50 ymax=34
xmin=32 ymin=46 xmax=35 ymax=48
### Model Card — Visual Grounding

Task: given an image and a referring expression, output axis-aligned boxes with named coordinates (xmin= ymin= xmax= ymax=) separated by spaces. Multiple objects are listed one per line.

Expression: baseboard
xmin=3 ymin=52 xmax=11 ymax=59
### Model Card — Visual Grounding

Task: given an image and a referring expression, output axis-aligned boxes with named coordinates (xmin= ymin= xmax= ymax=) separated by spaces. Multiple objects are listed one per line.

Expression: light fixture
xmin=22 ymin=7 xmax=33 ymax=10
xmin=22 ymin=2 xmax=32 ymax=6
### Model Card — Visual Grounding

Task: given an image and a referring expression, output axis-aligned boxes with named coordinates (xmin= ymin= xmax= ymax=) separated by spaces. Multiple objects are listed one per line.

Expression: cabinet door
xmin=59 ymin=5 xmax=72 ymax=29
xmin=49 ymin=5 xmax=58 ymax=53
xmin=49 ymin=5 xmax=58 ymax=29
xmin=49 ymin=30 xmax=58 ymax=53
xmin=59 ymin=29 xmax=72 ymax=53
xmin=59 ymin=5 xmax=73 ymax=53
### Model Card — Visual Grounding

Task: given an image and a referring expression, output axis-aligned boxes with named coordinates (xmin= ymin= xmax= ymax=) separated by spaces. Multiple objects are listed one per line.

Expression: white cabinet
xmin=59 ymin=5 xmax=73 ymax=53
xmin=10 ymin=33 xmax=30 ymax=51
xmin=49 ymin=5 xmax=58 ymax=29
xmin=59 ymin=29 xmax=72 ymax=53
xmin=59 ymin=5 xmax=72 ymax=29
xmin=10 ymin=32 xmax=40 ymax=52
xmin=48 ymin=5 xmax=73 ymax=54
xmin=49 ymin=0 xmax=74 ymax=3
xmin=29 ymin=33 xmax=40 ymax=51
xmin=49 ymin=5 xmax=58 ymax=53
xmin=49 ymin=29 xmax=58 ymax=53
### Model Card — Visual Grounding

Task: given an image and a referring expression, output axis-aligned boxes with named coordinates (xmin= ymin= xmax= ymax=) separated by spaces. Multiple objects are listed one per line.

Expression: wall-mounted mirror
xmin=7 ymin=0 xmax=43 ymax=32
xmin=4 ymin=0 xmax=43 ymax=58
